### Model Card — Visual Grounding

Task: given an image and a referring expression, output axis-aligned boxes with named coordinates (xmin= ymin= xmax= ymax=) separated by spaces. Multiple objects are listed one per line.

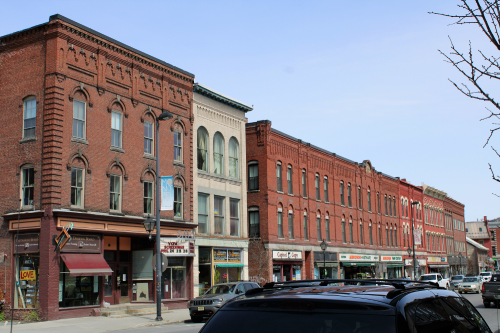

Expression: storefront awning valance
xmin=428 ymin=264 xmax=449 ymax=268
xmin=342 ymin=263 xmax=375 ymax=266
xmin=61 ymin=253 xmax=113 ymax=277
xmin=316 ymin=263 xmax=339 ymax=267
xmin=387 ymin=264 xmax=404 ymax=268
xmin=215 ymin=263 xmax=244 ymax=267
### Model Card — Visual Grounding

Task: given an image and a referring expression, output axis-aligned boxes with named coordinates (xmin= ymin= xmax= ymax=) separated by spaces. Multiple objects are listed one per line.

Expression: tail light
xmin=482 ymin=284 xmax=485 ymax=293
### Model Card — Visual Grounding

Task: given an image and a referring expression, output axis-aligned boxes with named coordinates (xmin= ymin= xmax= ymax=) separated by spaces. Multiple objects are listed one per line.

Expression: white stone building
xmin=192 ymin=84 xmax=252 ymax=296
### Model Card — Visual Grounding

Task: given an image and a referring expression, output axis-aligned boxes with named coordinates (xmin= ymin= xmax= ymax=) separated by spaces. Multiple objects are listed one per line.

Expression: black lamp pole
xmin=320 ymin=239 xmax=327 ymax=279
xmin=411 ymin=201 xmax=419 ymax=280
xmin=154 ymin=110 xmax=172 ymax=321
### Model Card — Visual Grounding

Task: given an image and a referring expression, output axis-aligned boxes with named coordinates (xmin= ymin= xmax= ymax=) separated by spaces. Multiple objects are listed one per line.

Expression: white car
xmin=419 ymin=273 xmax=451 ymax=289
xmin=480 ymin=272 xmax=493 ymax=282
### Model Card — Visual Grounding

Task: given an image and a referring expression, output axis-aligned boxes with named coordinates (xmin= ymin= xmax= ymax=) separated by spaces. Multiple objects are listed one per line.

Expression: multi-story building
xmin=486 ymin=216 xmax=500 ymax=269
xmin=466 ymin=237 xmax=490 ymax=275
xmin=398 ymin=179 xmax=424 ymax=278
xmin=466 ymin=217 xmax=494 ymax=272
xmin=445 ymin=197 xmax=467 ymax=275
xmin=246 ymin=120 xmax=403 ymax=284
xmin=192 ymin=84 xmax=252 ymax=296
xmin=0 ymin=15 xmax=196 ymax=320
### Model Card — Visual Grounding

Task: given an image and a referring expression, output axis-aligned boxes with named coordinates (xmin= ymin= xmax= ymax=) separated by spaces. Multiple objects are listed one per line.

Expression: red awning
xmin=61 ymin=253 xmax=113 ymax=277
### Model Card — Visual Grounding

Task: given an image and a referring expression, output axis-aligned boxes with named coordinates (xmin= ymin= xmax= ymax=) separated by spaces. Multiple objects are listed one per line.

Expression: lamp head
xmin=143 ymin=214 xmax=156 ymax=240
xmin=320 ymin=239 xmax=328 ymax=251
xmin=157 ymin=110 xmax=173 ymax=121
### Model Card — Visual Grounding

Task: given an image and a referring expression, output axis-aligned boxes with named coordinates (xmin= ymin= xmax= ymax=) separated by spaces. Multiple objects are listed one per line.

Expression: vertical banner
xmin=414 ymin=228 xmax=421 ymax=245
xmin=161 ymin=176 xmax=174 ymax=210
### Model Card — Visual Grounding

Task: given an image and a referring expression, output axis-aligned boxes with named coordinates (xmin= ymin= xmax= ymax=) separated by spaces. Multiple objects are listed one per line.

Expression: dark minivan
xmin=199 ymin=279 xmax=491 ymax=333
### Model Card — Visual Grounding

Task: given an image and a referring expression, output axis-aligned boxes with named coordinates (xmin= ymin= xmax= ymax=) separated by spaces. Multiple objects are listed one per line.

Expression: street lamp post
xmin=320 ymin=239 xmax=328 ymax=279
xmin=153 ymin=110 xmax=173 ymax=321
xmin=458 ymin=252 xmax=463 ymax=275
xmin=410 ymin=201 xmax=419 ymax=280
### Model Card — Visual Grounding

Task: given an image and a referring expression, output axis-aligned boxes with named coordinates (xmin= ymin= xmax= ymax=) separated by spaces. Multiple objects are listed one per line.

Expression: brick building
xmin=0 ymin=15 xmax=196 ymax=320
xmin=466 ymin=217 xmax=494 ymax=271
xmin=444 ymin=197 xmax=467 ymax=275
xmin=246 ymin=120 xmax=403 ymax=284
xmin=485 ymin=216 xmax=500 ymax=269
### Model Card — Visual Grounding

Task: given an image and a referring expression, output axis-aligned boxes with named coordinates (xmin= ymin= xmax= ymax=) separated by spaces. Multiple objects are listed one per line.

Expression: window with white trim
xmin=174 ymin=130 xmax=182 ymax=162
xmin=23 ymin=97 xmax=36 ymax=138
xmin=110 ymin=175 xmax=121 ymax=211
xmin=174 ymin=186 xmax=182 ymax=218
xmin=143 ymin=181 xmax=153 ymax=214
xmin=230 ymin=199 xmax=240 ymax=236
xmin=73 ymin=100 xmax=86 ymax=139
xmin=229 ymin=137 xmax=239 ymax=179
xmin=213 ymin=132 xmax=224 ymax=175
xmin=144 ymin=122 xmax=153 ymax=154
xmin=111 ymin=111 xmax=122 ymax=148
xmin=21 ymin=166 xmax=34 ymax=207
xmin=71 ymin=168 xmax=84 ymax=208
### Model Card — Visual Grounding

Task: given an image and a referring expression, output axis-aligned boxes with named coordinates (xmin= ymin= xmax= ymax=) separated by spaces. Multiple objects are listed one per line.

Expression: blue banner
xmin=160 ymin=176 xmax=173 ymax=211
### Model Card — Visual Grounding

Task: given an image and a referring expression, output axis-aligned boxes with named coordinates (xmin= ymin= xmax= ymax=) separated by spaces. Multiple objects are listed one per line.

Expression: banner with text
xmin=414 ymin=228 xmax=421 ymax=245
xmin=160 ymin=176 xmax=174 ymax=211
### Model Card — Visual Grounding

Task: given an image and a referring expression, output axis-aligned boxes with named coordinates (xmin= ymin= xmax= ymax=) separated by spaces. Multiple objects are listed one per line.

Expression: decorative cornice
xmin=194 ymin=83 xmax=253 ymax=112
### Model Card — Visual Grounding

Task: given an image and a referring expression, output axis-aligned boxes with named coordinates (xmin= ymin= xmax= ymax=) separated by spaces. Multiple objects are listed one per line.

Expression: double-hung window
xmin=358 ymin=186 xmax=362 ymax=209
xmin=230 ymin=199 xmax=240 ymax=236
xmin=143 ymin=181 xmax=153 ymax=214
xmin=73 ymin=100 xmax=86 ymax=139
xmin=288 ymin=211 xmax=294 ymax=239
xmin=393 ymin=197 xmax=396 ymax=217
xmin=389 ymin=196 xmax=392 ymax=216
xmin=325 ymin=217 xmax=330 ymax=242
xmin=287 ymin=166 xmax=293 ymax=194
xmin=369 ymin=223 xmax=373 ymax=245
xmin=213 ymin=133 xmax=224 ymax=175
xmin=324 ymin=177 xmax=329 ymax=202
xmin=347 ymin=184 xmax=352 ymax=207
xmin=377 ymin=192 xmax=380 ymax=213
xmin=379 ymin=226 xmax=382 ymax=245
xmin=349 ymin=220 xmax=353 ymax=243
xmin=111 ymin=112 xmax=122 ymax=148
xmin=21 ymin=166 xmax=35 ymax=206
xmin=71 ymin=168 xmax=84 ymax=208
xmin=316 ymin=216 xmax=321 ymax=241
xmin=303 ymin=213 xmax=308 ymax=240
xmin=367 ymin=190 xmax=371 ymax=212
xmin=340 ymin=181 xmax=345 ymax=206
xmin=174 ymin=186 xmax=182 ymax=218
xmin=315 ymin=175 xmax=320 ymax=200
xmin=248 ymin=163 xmax=259 ymax=191
xmin=386 ymin=227 xmax=389 ymax=247
xmin=278 ymin=210 xmax=283 ymax=238
xmin=359 ymin=221 xmax=363 ymax=244
xmin=277 ymin=163 xmax=282 ymax=192
xmin=110 ymin=175 xmax=121 ymax=211
xmin=384 ymin=195 xmax=388 ymax=215
xmin=342 ymin=218 xmax=346 ymax=243
xmin=249 ymin=208 xmax=259 ymax=238
xmin=198 ymin=193 xmax=209 ymax=234
xmin=144 ymin=122 xmax=153 ymax=154
xmin=174 ymin=130 xmax=182 ymax=162
xmin=197 ymin=127 xmax=208 ymax=171
xmin=23 ymin=97 xmax=36 ymax=138
xmin=214 ymin=196 xmax=225 ymax=235
xmin=302 ymin=170 xmax=307 ymax=198
xmin=229 ymin=138 xmax=239 ymax=179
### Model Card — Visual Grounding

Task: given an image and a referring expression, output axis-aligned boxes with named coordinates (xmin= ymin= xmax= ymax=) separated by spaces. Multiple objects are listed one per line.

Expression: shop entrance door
xmin=103 ymin=263 xmax=131 ymax=304
xmin=283 ymin=264 xmax=291 ymax=282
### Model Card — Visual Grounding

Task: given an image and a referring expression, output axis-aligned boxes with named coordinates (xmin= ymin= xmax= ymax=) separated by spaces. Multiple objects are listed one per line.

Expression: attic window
xmin=479 ymin=227 xmax=483 ymax=232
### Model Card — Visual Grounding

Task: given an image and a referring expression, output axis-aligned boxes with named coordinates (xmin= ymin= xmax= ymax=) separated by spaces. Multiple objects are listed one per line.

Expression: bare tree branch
xmin=489 ymin=162 xmax=500 ymax=182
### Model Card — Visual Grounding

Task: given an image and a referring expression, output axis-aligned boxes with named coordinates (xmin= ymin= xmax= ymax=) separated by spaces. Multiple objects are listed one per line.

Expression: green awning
xmin=341 ymin=263 xmax=375 ymax=266
xmin=215 ymin=263 xmax=244 ymax=267
xmin=387 ymin=264 xmax=404 ymax=268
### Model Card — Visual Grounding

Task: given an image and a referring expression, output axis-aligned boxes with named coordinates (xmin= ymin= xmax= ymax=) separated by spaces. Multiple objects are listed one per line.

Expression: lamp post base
xmin=155 ymin=316 xmax=163 ymax=321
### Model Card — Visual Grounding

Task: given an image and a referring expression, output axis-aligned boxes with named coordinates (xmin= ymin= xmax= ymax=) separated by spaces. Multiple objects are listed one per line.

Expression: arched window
xmin=316 ymin=212 xmax=322 ymax=241
xmin=377 ymin=192 xmax=380 ymax=213
xmin=401 ymin=198 xmax=404 ymax=218
xmin=403 ymin=225 xmax=406 ymax=247
xmin=315 ymin=174 xmax=320 ymax=200
xmin=384 ymin=195 xmax=388 ymax=215
xmin=229 ymin=137 xmax=239 ymax=179
xmin=378 ymin=224 xmax=382 ymax=245
xmin=248 ymin=161 xmax=259 ymax=191
xmin=340 ymin=181 xmax=345 ymax=206
xmin=325 ymin=213 xmax=330 ymax=242
xmin=347 ymin=183 xmax=352 ymax=207
xmin=213 ymin=132 xmax=224 ymax=175
xmin=303 ymin=210 xmax=309 ymax=240
xmin=386 ymin=225 xmax=389 ymax=247
xmin=367 ymin=188 xmax=371 ymax=212
xmin=323 ymin=176 xmax=329 ymax=202
xmin=341 ymin=216 xmax=346 ymax=243
xmin=23 ymin=97 xmax=36 ymax=138
xmin=369 ymin=220 xmax=373 ymax=245
xmin=21 ymin=164 xmax=35 ymax=207
xmin=358 ymin=186 xmax=362 ymax=209
xmin=393 ymin=197 xmax=396 ymax=217
xmin=302 ymin=170 xmax=307 ymax=198
xmin=394 ymin=225 xmax=398 ymax=247
xmin=277 ymin=162 xmax=283 ymax=192
xmin=287 ymin=165 xmax=293 ymax=194
xmin=174 ymin=128 xmax=183 ymax=163
xmin=388 ymin=196 xmax=392 ymax=216
xmin=73 ymin=98 xmax=86 ymax=140
xmin=359 ymin=219 xmax=363 ymax=244
xmin=249 ymin=206 xmax=260 ymax=238
xmin=197 ymin=127 xmax=208 ymax=171
xmin=349 ymin=217 xmax=353 ymax=243
xmin=288 ymin=206 xmax=294 ymax=239
xmin=278 ymin=204 xmax=284 ymax=238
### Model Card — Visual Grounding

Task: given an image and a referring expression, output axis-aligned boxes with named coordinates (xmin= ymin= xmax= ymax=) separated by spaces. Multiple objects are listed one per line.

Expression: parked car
xmin=198 ymin=279 xmax=491 ymax=333
xmin=482 ymin=274 xmax=500 ymax=307
xmin=189 ymin=282 xmax=260 ymax=322
xmin=458 ymin=276 xmax=483 ymax=294
xmin=480 ymin=271 xmax=493 ymax=282
xmin=450 ymin=275 xmax=465 ymax=290
xmin=419 ymin=273 xmax=451 ymax=289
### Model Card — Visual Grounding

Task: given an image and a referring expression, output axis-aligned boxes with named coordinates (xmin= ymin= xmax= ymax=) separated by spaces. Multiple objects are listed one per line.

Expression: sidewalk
xmin=0 ymin=309 xmax=191 ymax=333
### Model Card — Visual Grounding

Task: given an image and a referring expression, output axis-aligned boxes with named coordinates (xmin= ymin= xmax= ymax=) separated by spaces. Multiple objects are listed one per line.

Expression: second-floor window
xmin=303 ymin=213 xmax=308 ymax=240
xmin=23 ymin=97 xmax=36 ymax=138
xmin=230 ymin=199 xmax=240 ymax=236
xmin=174 ymin=130 xmax=182 ymax=162
xmin=348 ymin=183 xmax=352 ymax=207
xmin=278 ymin=210 xmax=283 ymax=238
xmin=213 ymin=132 xmax=224 ymax=175
xmin=214 ymin=196 xmax=225 ymax=235
xmin=324 ymin=177 xmax=329 ymax=202
xmin=197 ymin=127 xmax=208 ymax=171
xmin=143 ymin=181 xmax=153 ymax=214
xmin=71 ymin=168 xmax=84 ymax=208
xmin=369 ymin=224 xmax=373 ymax=245
xmin=367 ymin=190 xmax=371 ymax=212
xmin=317 ymin=216 xmax=322 ymax=241
xmin=110 ymin=175 xmax=121 ymax=211
xmin=315 ymin=175 xmax=320 ymax=200
xmin=277 ymin=163 xmax=282 ymax=192
xmin=342 ymin=218 xmax=346 ymax=243
xmin=287 ymin=166 xmax=293 ymax=194
xmin=349 ymin=220 xmax=353 ymax=243
xmin=198 ymin=193 xmax=209 ymax=234
xmin=21 ymin=166 xmax=34 ymax=206
xmin=325 ymin=217 xmax=330 ymax=241
xmin=359 ymin=221 xmax=363 ymax=244
xmin=144 ymin=122 xmax=153 ymax=154
xmin=174 ymin=186 xmax=182 ymax=218
xmin=340 ymin=181 xmax=344 ymax=205
xmin=248 ymin=162 xmax=259 ymax=191
xmin=358 ymin=186 xmax=362 ymax=209
xmin=73 ymin=100 xmax=86 ymax=139
xmin=111 ymin=112 xmax=122 ymax=148
xmin=288 ymin=211 xmax=294 ymax=239
xmin=302 ymin=170 xmax=307 ymax=197
xmin=229 ymin=138 xmax=239 ymax=179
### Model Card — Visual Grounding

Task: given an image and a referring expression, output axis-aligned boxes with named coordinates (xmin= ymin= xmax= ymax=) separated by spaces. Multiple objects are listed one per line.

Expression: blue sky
xmin=2 ymin=1 xmax=498 ymax=221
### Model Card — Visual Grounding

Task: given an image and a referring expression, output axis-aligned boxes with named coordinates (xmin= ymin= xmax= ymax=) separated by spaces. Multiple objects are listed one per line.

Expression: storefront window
xmin=15 ymin=255 xmax=39 ymax=309
xmin=198 ymin=248 xmax=212 ymax=295
xmin=59 ymin=261 xmax=99 ymax=307
xmin=132 ymin=250 xmax=153 ymax=301
xmin=161 ymin=257 xmax=186 ymax=299
xmin=213 ymin=249 xmax=243 ymax=284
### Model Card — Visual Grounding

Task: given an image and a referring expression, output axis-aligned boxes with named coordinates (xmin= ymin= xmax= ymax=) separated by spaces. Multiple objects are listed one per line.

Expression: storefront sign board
xmin=214 ymin=249 xmax=228 ymax=262
xmin=427 ymin=257 xmax=447 ymax=263
xmin=405 ymin=259 xmax=427 ymax=266
xmin=228 ymin=250 xmax=241 ymax=263
xmin=160 ymin=238 xmax=195 ymax=256
xmin=20 ymin=270 xmax=36 ymax=280
xmin=60 ymin=234 xmax=101 ymax=253
xmin=15 ymin=234 xmax=39 ymax=254
xmin=381 ymin=256 xmax=402 ymax=262
xmin=339 ymin=253 xmax=379 ymax=262
xmin=272 ymin=251 xmax=303 ymax=260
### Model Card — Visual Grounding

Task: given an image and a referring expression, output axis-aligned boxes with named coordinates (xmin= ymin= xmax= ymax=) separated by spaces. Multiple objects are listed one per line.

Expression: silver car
xmin=450 ymin=275 xmax=464 ymax=290
xmin=189 ymin=282 xmax=260 ymax=322
xmin=458 ymin=276 xmax=483 ymax=294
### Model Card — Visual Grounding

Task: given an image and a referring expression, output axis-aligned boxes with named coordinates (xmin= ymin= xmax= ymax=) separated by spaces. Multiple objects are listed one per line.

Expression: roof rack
xmin=245 ymin=279 xmax=441 ymax=298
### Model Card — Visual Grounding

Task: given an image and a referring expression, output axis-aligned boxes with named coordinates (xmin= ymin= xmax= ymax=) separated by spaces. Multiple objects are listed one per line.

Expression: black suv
xmin=198 ymin=279 xmax=491 ymax=333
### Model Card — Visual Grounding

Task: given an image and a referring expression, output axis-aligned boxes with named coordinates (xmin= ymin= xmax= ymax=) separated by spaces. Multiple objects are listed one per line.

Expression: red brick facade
xmin=0 ymin=15 xmax=195 ymax=320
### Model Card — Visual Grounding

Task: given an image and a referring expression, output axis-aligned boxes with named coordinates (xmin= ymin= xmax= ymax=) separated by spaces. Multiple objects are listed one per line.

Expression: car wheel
xmin=191 ymin=316 xmax=203 ymax=323
xmin=484 ymin=302 xmax=491 ymax=308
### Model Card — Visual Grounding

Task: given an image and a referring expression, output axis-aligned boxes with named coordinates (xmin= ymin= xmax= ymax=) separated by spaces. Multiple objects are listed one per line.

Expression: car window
xmin=438 ymin=276 xmax=442 ymax=281
xmin=235 ymin=284 xmax=245 ymax=294
xmin=206 ymin=284 xmax=236 ymax=294
xmin=491 ymin=274 xmax=500 ymax=282
xmin=243 ymin=283 xmax=256 ymax=292
xmin=463 ymin=278 xmax=478 ymax=282
xmin=451 ymin=276 xmax=463 ymax=281
xmin=439 ymin=296 xmax=491 ymax=332
xmin=405 ymin=298 xmax=454 ymax=333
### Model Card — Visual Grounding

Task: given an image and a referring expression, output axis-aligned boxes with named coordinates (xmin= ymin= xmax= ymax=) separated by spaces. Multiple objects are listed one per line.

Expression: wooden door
xmin=103 ymin=263 xmax=116 ymax=305
xmin=116 ymin=264 xmax=131 ymax=303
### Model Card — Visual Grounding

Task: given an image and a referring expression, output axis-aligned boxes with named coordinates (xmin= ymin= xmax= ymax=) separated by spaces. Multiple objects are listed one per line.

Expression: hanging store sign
xmin=160 ymin=176 xmax=174 ymax=211
xmin=60 ymin=234 xmax=101 ymax=253
xmin=339 ymin=253 xmax=379 ymax=262
xmin=15 ymin=233 xmax=39 ymax=254
xmin=414 ymin=229 xmax=421 ymax=245
xmin=273 ymin=251 xmax=303 ymax=260
xmin=381 ymin=255 xmax=403 ymax=262
xmin=160 ymin=238 xmax=195 ymax=256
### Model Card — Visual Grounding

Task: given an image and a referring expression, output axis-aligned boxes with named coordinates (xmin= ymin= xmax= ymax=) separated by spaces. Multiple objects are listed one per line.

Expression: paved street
xmin=120 ymin=323 xmax=203 ymax=333
xmin=462 ymin=292 xmax=500 ymax=332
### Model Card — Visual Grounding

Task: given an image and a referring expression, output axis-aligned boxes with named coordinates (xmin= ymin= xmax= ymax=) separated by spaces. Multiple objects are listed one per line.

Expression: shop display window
xmin=161 ymin=257 xmax=186 ymax=299
xmin=15 ymin=255 xmax=39 ymax=309
xmin=132 ymin=250 xmax=153 ymax=302
xmin=213 ymin=248 xmax=243 ymax=284
xmin=198 ymin=248 xmax=212 ymax=295
xmin=59 ymin=261 xmax=99 ymax=308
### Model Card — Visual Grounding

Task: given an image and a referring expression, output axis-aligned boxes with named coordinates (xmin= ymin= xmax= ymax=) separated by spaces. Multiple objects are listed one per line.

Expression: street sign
xmin=152 ymin=253 xmax=168 ymax=273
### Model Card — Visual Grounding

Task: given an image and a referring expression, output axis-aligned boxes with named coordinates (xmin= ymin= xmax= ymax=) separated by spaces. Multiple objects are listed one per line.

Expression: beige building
xmin=192 ymin=84 xmax=253 ymax=296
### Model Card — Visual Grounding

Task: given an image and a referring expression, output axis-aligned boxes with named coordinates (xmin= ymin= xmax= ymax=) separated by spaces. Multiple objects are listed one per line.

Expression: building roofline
xmin=193 ymin=83 xmax=253 ymax=112
xmin=0 ymin=14 xmax=195 ymax=78
xmin=466 ymin=236 xmax=489 ymax=251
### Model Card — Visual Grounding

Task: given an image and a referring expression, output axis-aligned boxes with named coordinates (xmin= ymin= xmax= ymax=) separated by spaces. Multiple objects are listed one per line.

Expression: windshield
xmin=480 ymin=273 xmax=491 ymax=276
xmin=205 ymin=284 xmax=236 ymax=295
xmin=419 ymin=275 xmax=436 ymax=281
xmin=201 ymin=310 xmax=396 ymax=333
xmin=451 ymin=276 xmax=463 ymax=281
xmin=463 ymin=278 xmax=478 ymax=282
